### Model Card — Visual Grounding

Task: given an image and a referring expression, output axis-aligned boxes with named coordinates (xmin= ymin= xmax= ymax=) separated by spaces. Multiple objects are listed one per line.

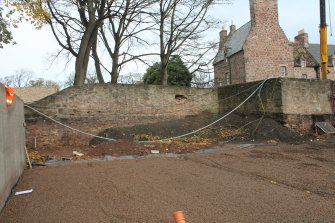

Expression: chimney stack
xmin=219 ymin=27 xmax=228 ymax=50
xmin=250 ymin=0 xmax=279 ymax=27
xmin=294 ymin=29 xmax=309 ymax=48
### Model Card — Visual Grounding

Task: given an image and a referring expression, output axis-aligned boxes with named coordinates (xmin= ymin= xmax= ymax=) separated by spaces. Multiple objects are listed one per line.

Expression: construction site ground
xmin=27 ymin=113 xmax=313 ymax=161
xmin=1 ymin=113 xmax=335 ymax=222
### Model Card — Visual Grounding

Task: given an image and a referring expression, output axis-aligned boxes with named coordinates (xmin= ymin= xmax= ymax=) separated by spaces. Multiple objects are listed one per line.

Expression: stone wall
xmin=0 ymin=85 xmax=25 ymax=212
xmin=218 ymin=78 xmax=335 ymax=132
xmin=25 ymin=84 xmax=218 ymax=147
xmin=293 ymin=67 xmax=318 ymax=79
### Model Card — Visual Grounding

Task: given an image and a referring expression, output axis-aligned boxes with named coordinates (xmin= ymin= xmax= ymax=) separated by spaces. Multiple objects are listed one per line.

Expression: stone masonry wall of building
xmin=25 ymin=84 xmax=218 ymax=147
xmin=230 ymin=51 xmax=246 ymax=84
xmin=293 ymin=67 xmax=318 ymax=79
xmin=214 ymin=52 xmax=246 ymax=86
xmin=214 ymin=60 xmax=227 ymax=86
xmin=244 ymin=0 xmax=294 ymax=82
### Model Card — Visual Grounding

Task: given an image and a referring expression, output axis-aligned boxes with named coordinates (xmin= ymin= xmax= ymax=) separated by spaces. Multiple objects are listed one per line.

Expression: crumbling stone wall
xmin=25 ymin=84 xmax=218 ymax=147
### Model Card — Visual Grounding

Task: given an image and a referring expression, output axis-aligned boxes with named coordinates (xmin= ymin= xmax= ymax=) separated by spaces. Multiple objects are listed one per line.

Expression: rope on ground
xmin=24 ymin=79 xmax=268 ymax=143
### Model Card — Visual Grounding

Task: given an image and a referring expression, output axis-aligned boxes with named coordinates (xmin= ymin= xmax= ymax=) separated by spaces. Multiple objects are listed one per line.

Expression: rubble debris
xmin=73 ymin=151 xmax=84 ymax=157
xmin=15 ymin=189 xmax=33 ymax=196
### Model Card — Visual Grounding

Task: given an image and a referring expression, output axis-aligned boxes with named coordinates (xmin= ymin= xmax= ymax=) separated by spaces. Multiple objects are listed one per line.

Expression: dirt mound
xmin=91 ymin=112 xmax=310 ymax=145
xmin=30 ymin=112 xmax=314 ymax=162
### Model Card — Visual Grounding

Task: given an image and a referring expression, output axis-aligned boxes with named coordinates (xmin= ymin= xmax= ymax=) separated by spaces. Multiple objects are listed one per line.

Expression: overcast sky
xmin=0 ymin=0 xmax=334 ymax=83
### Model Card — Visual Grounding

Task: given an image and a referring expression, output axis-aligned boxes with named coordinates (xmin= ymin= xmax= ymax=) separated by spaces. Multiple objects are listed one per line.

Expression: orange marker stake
xmin=173 ymin=211 xmax=186 ymax=223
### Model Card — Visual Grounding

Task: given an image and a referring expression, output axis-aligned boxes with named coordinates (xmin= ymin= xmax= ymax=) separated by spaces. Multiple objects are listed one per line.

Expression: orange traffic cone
xmin=173 ymin=211 xmax=186 ymax=223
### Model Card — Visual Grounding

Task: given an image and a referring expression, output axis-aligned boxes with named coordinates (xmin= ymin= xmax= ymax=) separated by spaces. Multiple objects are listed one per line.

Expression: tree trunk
xmin=111 ymin=45 xmax=120 ymax=83
xmin=160 ymin=55 xmax=169 ymax=85
xmin=92 ymin=37 xmax=105 ymax=83
xmin=74 ymin=22 xmax=99 ymax=86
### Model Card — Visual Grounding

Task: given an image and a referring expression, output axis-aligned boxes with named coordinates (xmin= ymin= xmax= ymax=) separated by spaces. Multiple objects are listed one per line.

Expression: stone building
xmin=213 ymin=0 xmax=335 ymax=86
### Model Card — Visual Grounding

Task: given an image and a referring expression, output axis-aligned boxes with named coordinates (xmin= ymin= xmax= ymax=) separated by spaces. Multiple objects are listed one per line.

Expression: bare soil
xmin=30 ymin=112 xmax=313 ymax=162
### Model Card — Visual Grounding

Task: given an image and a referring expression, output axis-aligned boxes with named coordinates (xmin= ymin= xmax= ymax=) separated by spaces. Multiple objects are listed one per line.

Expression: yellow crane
xmin=320 ymin=0 xmax=328 ymax=80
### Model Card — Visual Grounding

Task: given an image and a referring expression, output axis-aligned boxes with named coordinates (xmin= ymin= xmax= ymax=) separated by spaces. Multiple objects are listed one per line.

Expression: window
xmin=302 ymin=74 xmax=307 ymax=79
xmin=300 ymin=58 xmax=306 ymax=67
xmin=280 ymin=66 xmax=287 ymax=77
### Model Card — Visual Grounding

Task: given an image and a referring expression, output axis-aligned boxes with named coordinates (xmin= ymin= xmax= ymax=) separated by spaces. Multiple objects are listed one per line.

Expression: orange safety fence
xmin=1 ymin=83 xmax=14 ymax=106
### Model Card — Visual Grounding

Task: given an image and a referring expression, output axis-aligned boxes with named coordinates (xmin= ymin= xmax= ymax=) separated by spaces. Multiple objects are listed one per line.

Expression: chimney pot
xmin=295 ymin=30 xmax=309 ymax=48
xmin=230 ymin=25 xmax=236 ymax=34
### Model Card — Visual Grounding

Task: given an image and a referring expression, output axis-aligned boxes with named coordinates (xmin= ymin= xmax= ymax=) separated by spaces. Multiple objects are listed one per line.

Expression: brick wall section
xmin=25 ymin=84 xmax=218 ymax=147
xmin=244 ymin=0 xmax=294 ymax=81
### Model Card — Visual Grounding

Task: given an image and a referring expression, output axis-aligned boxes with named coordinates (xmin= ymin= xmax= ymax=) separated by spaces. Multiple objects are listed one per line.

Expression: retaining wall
xmin=218 ymin=78 xmax=335 ymax=131
xmin=0 ymin=85 xmax=25 ymax=212
xmin=25 ymin=79 xmax=335 ymax=148
xmin=25 ymin=84 xmax=218 ymax=147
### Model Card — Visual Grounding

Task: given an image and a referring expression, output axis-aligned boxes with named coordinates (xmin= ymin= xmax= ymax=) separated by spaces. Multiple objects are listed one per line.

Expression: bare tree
xmin=28 ymin=78 xmax=60 ymax=90
xmin=62 ymin=71 xmax=99 ymax=88
xmin=98 ymin=0 xmax=156 ymax=83
xmin=0 ymin=69 xmax=33 ymax=87
xmin=151 ymin=0 xmax=226 ymax=85
xmin=43 ymin=0 xmax=115 ymax=86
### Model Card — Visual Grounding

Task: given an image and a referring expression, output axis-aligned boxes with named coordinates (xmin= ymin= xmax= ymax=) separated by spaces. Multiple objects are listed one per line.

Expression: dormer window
xmin=300 ymin=57 xmax=306 ymax=67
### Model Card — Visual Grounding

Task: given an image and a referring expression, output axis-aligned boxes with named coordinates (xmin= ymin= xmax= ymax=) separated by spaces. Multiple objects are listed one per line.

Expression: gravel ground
xmin=1 ymin=140 xmax=335 ymax=223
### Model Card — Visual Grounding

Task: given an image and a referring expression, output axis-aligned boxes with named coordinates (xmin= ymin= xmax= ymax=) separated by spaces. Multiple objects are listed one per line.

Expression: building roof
xmin=306 ymin=43 xmax=335 ymax=66
xmin=14 ymin=86 xmax=58 ymax=104
xmin=292 ymin=43 xmax=319 ymax=67
xmin=213 ymin=22 xmax=251 ymax=65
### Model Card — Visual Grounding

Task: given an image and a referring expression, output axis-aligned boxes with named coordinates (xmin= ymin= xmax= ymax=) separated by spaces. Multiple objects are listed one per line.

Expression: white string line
xmin=25 ymin=105 xmax=116 ymax=141
xmin=143 ymin=79 xmax=268 ymax=142
xmin=24 ymin=79 xmax=268 ymax=143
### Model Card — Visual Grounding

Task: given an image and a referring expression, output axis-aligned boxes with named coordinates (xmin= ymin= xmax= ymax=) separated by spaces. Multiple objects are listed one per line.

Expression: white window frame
xmin=300 ymin=58 xmax=306 ymax=67
xmin=279 ymin=66 xmax=287 ymax=77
